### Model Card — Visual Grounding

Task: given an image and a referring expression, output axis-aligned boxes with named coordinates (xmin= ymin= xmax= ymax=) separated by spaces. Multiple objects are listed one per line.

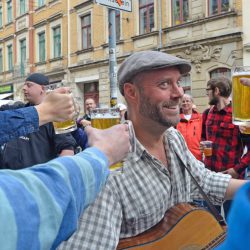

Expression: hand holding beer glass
xmin=90 ymin=107 xmax=136 ymax=170
xmin=45 ymin=83 xmax=79 ymax=134
xmin=232 ymin=66 xmax=250 ymax=134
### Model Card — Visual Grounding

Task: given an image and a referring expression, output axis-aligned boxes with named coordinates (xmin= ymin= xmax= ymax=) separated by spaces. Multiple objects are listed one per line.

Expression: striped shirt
xmin=0 ymin=147 xmax=109 ymax=250
xmin=58 ymin=128 xmax=231 ymax=250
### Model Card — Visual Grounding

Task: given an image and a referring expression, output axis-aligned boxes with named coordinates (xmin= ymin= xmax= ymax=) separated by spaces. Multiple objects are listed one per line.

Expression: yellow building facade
xmin=0 ymin=0 xmax=247 ymax=112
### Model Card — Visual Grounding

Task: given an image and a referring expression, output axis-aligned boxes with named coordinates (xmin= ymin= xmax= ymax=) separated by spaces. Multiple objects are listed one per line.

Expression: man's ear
xmin=124 ymin=82 xmax=137 ymax=101
xmin=214 ymin=87 xmax=220 ymax=95
xmin=41 ymin=85 xmax=47 ymax=94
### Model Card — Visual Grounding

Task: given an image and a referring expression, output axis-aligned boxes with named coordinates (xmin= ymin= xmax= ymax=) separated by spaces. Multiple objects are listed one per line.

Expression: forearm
xmin=35 ymin=104 xmax=52 ymax=126
xmin=225 ymin=179 xmax=248 ymax=200
xmin=0 ymin=147 xmax=109 ymax=249
xmin=234 ymin=154 xmax=250 ymax=176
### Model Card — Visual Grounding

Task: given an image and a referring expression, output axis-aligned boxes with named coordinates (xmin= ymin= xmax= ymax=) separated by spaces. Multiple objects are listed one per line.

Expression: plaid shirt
xmin=58 ymin=128 xmax=231 ymax=250
xmin=202 ymin=104 xmax=250 ymax=176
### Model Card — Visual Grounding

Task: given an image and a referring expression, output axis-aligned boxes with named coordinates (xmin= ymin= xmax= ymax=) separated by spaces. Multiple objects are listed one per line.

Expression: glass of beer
xmin=91 ymin=107 xmax=120 ymax=129
xmin=90 ymin=107 xmax=136 ymax=171
xmin=45 ymin=83 xmax=78 ymax=134
xmin=200 ymin=141 xmax=213 ymax=157
xmin=232 ymin=66 xmax=250 ymax=134
xmin=91 ymin=107 xmax=121 ymax=170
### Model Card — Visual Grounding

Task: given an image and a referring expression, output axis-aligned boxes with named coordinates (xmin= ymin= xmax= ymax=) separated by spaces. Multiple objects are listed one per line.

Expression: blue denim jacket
xmin=0 ymin=106 xmax=39 ymax=145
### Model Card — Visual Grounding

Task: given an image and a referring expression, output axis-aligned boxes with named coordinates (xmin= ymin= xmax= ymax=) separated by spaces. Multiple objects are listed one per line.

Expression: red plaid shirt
xmin=202 ymin=104 xmax=250 ymax=178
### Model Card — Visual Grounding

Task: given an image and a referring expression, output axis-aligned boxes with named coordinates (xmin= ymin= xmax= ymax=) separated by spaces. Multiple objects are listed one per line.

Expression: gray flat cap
xmin=118 ymin=50 xmax=191 ymax=95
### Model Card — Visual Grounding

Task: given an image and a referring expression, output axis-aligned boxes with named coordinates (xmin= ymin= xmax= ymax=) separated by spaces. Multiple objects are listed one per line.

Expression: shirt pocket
xmin=125 ymin=193 xmax=167 ymax=233
xmin=219 ymin=122 xmax=238 ymax=141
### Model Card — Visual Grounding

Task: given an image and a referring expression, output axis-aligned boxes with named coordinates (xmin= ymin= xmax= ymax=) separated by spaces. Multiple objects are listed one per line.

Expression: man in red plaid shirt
xmin=202 ymin=76 xmax=250 ymax=219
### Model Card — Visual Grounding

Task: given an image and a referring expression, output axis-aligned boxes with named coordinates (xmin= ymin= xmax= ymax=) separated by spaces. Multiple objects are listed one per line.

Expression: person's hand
xmin=221 ymin=168 xmax=239 ymax=179
xmin=35 ymin=87 xmax=75 ymax=126
xmin=239 ymin=125 xmax=248 ymax=133
xmin=240 ymin=78 xmax=250 ymax=86
xmin=199 ymin=142 xmax=204 ymax=153
xmin=85 ymin=124 xmax=130 ymax=166
xmin=80 ymin=119 xmax=91 ymax=128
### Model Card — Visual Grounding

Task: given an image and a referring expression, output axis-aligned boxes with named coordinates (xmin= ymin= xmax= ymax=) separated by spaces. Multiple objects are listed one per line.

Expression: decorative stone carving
xmin=177 ymin=43 xmax=222 ymax=73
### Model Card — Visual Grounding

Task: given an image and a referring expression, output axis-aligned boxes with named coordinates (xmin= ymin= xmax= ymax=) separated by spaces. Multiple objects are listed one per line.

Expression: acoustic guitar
xmin=117 ymin=203 xmax=226 ymax=250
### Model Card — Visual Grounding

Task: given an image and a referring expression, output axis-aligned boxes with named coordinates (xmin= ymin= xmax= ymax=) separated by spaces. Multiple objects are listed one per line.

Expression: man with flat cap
xmin=58 ymin=51 xmax=246 ymax=250
xmin=0 ymin=73 xmax=76 ymax=170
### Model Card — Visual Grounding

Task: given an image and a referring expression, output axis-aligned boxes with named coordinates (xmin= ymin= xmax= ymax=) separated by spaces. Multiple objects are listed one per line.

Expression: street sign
xmin=95 ymin=0 xmax=132 ymax=12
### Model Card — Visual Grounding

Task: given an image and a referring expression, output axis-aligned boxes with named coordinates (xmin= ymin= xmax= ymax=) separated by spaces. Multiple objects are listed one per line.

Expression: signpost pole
xmin=108 ymin=8 xmax=117 ymax=107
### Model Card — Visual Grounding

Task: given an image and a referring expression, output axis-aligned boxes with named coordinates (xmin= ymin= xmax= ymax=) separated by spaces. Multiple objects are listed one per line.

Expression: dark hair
xmin=207 ymin=76 xmax=232 ymax=98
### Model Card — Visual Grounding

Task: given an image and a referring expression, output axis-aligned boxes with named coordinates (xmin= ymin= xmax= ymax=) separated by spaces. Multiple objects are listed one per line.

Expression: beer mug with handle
xmin=90 ymin=107 xmax=136 ymax=171
xmin=45 ymin=82 xmax=79 ymax=134
xmin=232 ymin=66 xmax=250 ymax=134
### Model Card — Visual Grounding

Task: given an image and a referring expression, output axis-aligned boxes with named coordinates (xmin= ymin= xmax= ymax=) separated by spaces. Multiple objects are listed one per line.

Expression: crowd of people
xmin=0 ymin=50 xmax=250 ymax=249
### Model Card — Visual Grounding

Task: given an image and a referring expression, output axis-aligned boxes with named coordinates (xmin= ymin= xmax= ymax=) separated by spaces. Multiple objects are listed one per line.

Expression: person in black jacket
xmin=77 ymin=97 xmax=97 ymax=128
xmin=0 ymin=73 xmax=76 ymax=170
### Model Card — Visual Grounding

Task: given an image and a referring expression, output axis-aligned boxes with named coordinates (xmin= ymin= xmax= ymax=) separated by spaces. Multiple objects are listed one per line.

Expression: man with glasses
xmin=202 ymin=76 xmax=250 ymax=220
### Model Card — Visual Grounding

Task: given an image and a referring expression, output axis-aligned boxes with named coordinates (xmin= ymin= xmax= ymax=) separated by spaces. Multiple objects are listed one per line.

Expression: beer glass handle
xmin=123 ymin=120 xmax=136 ymax=154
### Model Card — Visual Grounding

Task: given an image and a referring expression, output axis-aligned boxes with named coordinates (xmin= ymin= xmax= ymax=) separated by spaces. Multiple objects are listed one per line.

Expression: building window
xmin=38 ymin=32 xmax=46 ymax=62
xmin=0 ymin=6 xmax=3 ymax=27
xmin=7 ymin=45 xmax=13 ymax=71
xmin=7 ymin=0 xmax=12 ymax=23
xmin=208 ymin=0 xmax=230 ymax=16
xmin=20 ymin=0 xmax=26 ymax=15
xmin=172 ymin=0 xmax=189 ymax=25
xmin=20 ymin=39 xmax=26 ymax=76
xmin=0 ymin=49 xmax=3 ymax=73
xmin=210 ymin=68 xmax=231 ymax=79
xmin=38 ymin=0 xmax=45 ymax=7
xmin=53 ymin=26 xmax=61 ymax=58
xmin=180 ymin=74 xmax=191 ymax=94
xmin=115 ymin=10 xmax=121 ymax=41
xmin=139 ymin=0 xmax=154 ymax=35
xmin=81 ymin=14 xmax=91 ymax=49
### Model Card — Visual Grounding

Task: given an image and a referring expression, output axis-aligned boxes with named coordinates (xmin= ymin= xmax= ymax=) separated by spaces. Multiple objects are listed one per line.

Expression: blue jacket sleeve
xmin=0 ymin=106 xmax=39 ymax=144
xmin=71 ymin=128 xmax=89 ymax=150
xmin=0 ymin=147 xmax=109 ymax=249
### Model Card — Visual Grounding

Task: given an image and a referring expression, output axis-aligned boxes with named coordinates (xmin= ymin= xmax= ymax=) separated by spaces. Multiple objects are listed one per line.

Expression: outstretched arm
xmin=224 ymin=178 xmax=248 ymax=200
xmin=0 ymin=123 xmax=130 ymax=249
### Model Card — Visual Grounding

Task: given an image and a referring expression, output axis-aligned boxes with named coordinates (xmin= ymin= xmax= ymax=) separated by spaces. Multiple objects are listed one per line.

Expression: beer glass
xmin=91 ymin=107 xmax=120 ymax=129
xmin=200 ymin=141 xmax=213 ymax=157
xmin=232 ymin=66 xmax=250 ymax=134
xmin=90 ymin=107 xmax=136 ymax=171
xmin=45 ymin=83 xmax=78 ymax=134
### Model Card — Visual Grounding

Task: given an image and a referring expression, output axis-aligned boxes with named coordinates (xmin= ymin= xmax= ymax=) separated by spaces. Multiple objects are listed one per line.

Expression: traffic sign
xmin=95 ymin=0 xmax=132 ymax=12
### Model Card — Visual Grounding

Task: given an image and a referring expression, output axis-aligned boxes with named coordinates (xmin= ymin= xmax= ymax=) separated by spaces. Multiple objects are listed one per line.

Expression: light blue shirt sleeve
xmin=0 ymin=146 xmax=109 ymax=250
xmin=0 ymin=106 xmax=39 ymax=144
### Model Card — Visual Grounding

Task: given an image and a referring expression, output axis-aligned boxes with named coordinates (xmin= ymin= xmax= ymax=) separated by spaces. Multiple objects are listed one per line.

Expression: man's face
xmin=181 ymin=95 xmax=193 ymax=113
xmin=206 ymin=86 xmax=219 ymax=105
xmin=134 ymin=67 xmax=184 ymax=128
xmin=85 ymin=99 xmax=96 ymax=113
xmin=23 ymin=81 xmax=44 ymax=105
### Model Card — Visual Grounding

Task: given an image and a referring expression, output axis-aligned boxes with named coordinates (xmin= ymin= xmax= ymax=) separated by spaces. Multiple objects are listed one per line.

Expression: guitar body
xmin=117 ymin=203 xmax=226 ymax=250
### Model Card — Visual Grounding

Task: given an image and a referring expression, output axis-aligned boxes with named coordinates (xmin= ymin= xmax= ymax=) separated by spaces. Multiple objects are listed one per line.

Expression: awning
xmin=0 ymin=93 xmax=13 ymax=100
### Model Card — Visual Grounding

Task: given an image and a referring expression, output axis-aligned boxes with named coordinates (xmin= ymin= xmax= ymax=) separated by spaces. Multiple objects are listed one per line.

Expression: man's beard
xmin=209 ymin=95 xmax=219 ymax=106
xmin=138 ymin=93 xmax=180 ymax=128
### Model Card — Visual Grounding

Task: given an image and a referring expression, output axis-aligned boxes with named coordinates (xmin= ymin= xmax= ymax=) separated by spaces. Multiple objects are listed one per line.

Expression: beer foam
xmin=233 ymin=72 xmax=250 ymax=76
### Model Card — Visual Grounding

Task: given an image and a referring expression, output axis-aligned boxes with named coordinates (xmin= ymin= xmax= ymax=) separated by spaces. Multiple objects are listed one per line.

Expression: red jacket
xmin=176 ymin=111 xmax=202 ymax=161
